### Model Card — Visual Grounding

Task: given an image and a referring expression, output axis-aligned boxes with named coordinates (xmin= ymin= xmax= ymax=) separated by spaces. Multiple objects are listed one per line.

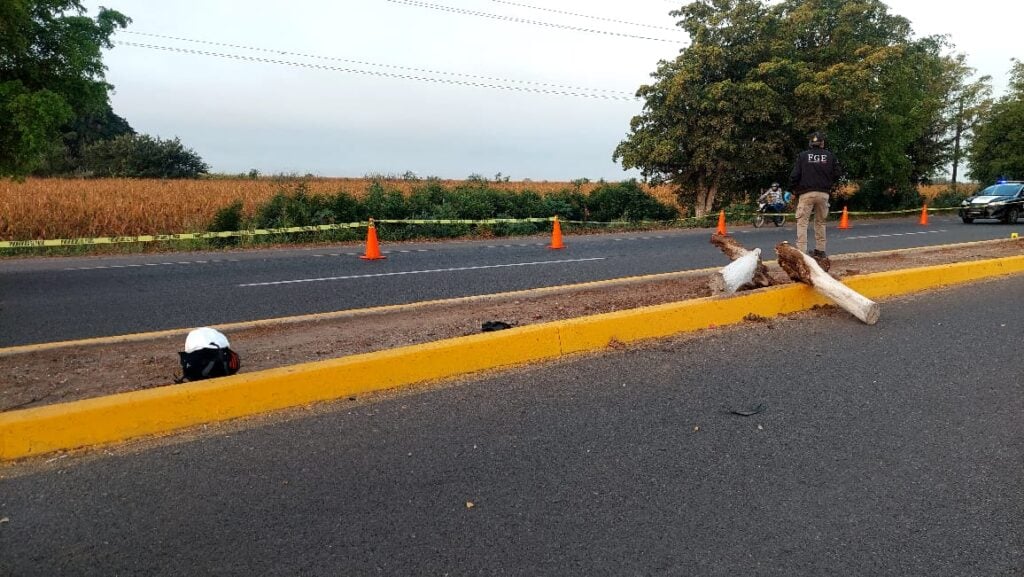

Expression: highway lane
xmin=0 ymin=214 xmax=1020 ymax=346
xmin=2 ymin=274 xmax=1021 ymax=576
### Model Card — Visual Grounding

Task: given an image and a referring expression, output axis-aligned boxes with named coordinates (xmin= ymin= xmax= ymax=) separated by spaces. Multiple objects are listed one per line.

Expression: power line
xmin=116 ymin=41 xmax=640 ymax=100
xmin=384 ymin=0 xmax=683 ymax=43
xmin=488 ymin=0 xmax=683 ymax=33
xmin=123 ymin=31 xmax=632 ymax=96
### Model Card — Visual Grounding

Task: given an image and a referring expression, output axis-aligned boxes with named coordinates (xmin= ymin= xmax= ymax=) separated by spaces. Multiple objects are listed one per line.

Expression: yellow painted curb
xmin=3 ymin=254 xmax=1024 ymax=461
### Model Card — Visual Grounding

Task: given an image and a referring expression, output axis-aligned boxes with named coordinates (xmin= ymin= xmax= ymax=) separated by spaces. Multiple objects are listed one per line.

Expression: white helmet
xmin=184 ymin=327 xmax=231 ymax=353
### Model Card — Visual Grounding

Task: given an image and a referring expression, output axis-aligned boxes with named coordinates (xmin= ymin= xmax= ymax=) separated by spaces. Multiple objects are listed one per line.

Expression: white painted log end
xmin=713 ymin=248 xmax=761 ymax=294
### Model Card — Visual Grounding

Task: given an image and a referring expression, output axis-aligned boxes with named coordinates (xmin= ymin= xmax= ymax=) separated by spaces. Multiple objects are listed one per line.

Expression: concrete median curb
xmin=3 ymin=254 xmax=1024 ymax=461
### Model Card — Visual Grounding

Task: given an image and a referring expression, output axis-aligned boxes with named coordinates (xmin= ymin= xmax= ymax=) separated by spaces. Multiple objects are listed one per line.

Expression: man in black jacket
xmin=789 ymin=131 xmax=842 ymax=262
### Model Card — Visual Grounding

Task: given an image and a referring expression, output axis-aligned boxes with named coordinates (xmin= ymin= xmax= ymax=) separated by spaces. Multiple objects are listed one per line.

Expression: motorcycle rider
xmin=757 ymin=182 xmax=786 ymax=214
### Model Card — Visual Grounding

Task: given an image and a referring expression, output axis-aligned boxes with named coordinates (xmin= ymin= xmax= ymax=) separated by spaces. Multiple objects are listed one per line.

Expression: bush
xmin=210 ymin=200 xmax=244 ymax=232
xmin=506 ymin=190 xmax=546 ymax=218
xmin=846 ymin=180 xmax=923 ymax=212
xmin=253 ymin=183 xmax=333 ymax=228
xmin=236 ymin=178 xmax=682 ymax=244
xmin=363 ymin=181 xmax=409 ymax=219
xmin=585 ymin=180 xmax=678 ymax=222
xmin=208 ymin=200 xmax=244 ymax=246
xmin=542 ymin=190 xmax=587 ymax=220
xmin=329 ymin=191 xmax=366 ymax=223
xmin=445 ymin=187 xmax=505 ymax=220
xmin=81 ymin=134 xmax=208 ymax=178
xmin=407 ymin=179 xmax=448 ymax=217
xmin=929 ymin=186 xmax=972 ymax=208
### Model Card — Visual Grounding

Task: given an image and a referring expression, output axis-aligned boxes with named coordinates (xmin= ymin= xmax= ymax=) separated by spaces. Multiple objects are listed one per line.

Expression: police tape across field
xmin=0 ymin=207 xmax=956 ymax=250
xmin=0 ymin=218 xmax=550 ymax=249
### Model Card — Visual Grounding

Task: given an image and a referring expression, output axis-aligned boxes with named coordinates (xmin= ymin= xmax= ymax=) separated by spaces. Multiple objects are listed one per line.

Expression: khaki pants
xmin=796 ymin=191 xmax=829 ymax=253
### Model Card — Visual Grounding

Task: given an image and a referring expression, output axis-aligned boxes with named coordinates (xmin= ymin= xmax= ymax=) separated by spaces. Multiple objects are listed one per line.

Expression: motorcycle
xmin=753 ymin=201 xmax=786 ymax=228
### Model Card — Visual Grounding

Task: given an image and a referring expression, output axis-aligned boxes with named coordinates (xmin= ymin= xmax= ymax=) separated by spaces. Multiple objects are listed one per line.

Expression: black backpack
xmin=178 ymin=346 xmax=241 ymax=381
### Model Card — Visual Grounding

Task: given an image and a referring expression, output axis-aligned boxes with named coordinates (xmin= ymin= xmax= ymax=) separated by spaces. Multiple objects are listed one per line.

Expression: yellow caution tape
xmin=0 ymin=208 xmax=962 ymax=250
xmin=0 ymin=222 xmax=367 ymax=249
xmin=0 ymin=218 xmax=556 ymax=250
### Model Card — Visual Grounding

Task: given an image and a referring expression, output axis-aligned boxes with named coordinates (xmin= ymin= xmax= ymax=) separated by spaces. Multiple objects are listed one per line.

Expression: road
xmin=1 ymin=274 xmax=1021 ymax=576
xmin=1 ymin=214 xmax=1020 ymax=345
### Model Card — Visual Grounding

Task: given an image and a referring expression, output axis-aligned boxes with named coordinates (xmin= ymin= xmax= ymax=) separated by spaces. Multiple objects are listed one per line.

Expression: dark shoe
xmin=811 ymin=250 xmax=831 ymax=272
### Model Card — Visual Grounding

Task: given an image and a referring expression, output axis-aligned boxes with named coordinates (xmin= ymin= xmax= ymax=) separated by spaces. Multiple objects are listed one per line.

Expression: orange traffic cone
xmin=715 ymin=210 xmax=728 ymax=235
xmin=919 ymin=204 xmax=929 ymax=226
xmin=838 ymin=206 xmax=851 ymax=229
xmin=549 ymin=216 xmax=565 ymax=249
xmin=360 ymin=218 xmax=386 ymax=260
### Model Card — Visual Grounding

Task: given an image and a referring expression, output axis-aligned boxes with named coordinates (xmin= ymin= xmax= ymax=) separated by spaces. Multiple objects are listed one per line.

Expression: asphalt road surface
xmin=1 ymin=214 xmax=1021 ymax=345
xmin=2 ymin=274 xmax=1021 ymax=576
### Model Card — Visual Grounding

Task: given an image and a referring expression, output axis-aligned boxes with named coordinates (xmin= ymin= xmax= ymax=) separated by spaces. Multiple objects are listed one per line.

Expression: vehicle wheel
xmin=773 ymin=214 xmax=785 ymax=227
xmin=961 ymin=217 xmax=974 ymax=224
xmin=1004 ymin=208 xmax=1020 ymax=224
xmin=753 ymin=214 xmax=765 ymax=228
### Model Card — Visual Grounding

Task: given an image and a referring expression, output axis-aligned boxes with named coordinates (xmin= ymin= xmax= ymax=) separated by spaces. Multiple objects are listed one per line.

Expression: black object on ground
xmin=730 ymin=403 xmax=765 ymax=417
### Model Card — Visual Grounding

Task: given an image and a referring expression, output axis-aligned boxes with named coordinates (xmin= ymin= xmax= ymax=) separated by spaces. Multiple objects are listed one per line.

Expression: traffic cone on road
xmin=838 ymin=206 xmax=851 ymax=229
xmin=715 ymin=210 xmax=728 ymax=235
xmin=919 ymin=204 xmax=929 ymax=226
xmin=360 ymin=218 xmax=386 ymax=260
xmin=549 ymin=216 xmax=565 ymax=249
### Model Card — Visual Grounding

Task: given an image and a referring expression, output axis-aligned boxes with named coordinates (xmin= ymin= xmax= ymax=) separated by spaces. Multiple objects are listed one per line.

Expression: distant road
xmin=2 ymin=274 xmax=1021 ymax=576
xmin=0 ymin=214 xmax=1020 ymax=345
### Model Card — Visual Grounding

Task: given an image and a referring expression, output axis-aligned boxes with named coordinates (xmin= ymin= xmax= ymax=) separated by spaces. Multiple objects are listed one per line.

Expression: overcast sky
xmin=83 ymin=0 xmax=1021 ymax=181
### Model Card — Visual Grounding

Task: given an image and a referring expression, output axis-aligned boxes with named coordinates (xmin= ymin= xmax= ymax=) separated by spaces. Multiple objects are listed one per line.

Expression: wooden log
xmin=709 ymin=233 xmax=774 ymax=288
xmin=710 ymin=248 xmax=761 ymax=294
xmin=775 ymin=242 xmax=880 ymax=325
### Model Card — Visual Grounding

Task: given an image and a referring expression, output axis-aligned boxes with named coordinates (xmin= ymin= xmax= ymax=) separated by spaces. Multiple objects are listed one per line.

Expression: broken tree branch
xmin=710 ymin=248 xmax=762 ymax=294
xmin=775 ymin=242 xmax=880 ymax=325
xmin=710 ymin=233 xmax=774 ymax=289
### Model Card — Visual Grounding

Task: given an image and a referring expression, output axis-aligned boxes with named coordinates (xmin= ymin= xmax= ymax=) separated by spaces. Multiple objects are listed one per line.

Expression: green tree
xmin=36 ymin=103 xmax=135 ymax=174
xmin=615 ymin=0 xmax=791 ymax=216
xmin=942 ymin=56 xmax=992 ymax=187
xmin=968 ymin=60 xmax=1024 ymax=183
xmin=0 ymin=1 xmax=130 ymax=177
xmin=81 ymin=134 xmax=209 ymax=178
xmin=615 ymin=0 xmax=954 ymax=215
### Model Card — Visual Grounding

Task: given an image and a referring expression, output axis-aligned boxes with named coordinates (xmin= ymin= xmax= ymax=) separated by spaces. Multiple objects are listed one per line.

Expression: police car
xmin=958 ymin=180 xmax=1024 ymax=224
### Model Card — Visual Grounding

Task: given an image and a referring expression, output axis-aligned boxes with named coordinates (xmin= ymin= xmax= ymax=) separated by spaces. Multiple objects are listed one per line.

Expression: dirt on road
xmin=2 ymin=237 xmax=1022 ymax=412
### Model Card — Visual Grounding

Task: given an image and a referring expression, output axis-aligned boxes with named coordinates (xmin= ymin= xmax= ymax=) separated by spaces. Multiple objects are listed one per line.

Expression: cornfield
xmin=0 ymin=177 xmax=681 ymax=241
xmin=917 ymin=182 xmax=978 ymax=200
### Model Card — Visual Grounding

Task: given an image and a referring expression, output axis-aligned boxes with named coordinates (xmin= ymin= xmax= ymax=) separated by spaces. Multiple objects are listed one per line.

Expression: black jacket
xmin=789 ymin=147 xmax=842 ymax=195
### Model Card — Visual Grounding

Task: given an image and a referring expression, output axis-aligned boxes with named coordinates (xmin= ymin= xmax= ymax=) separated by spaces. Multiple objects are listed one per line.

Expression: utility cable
xmin=123 ymin=31 xmax=632 ymax=96
xmin=488 ymin=0 xmax=682 ymax=33
xmin=384 ymin=0 xmax=683 ymax=43
xmin=116 ymin=41 xmax=639 ymax=100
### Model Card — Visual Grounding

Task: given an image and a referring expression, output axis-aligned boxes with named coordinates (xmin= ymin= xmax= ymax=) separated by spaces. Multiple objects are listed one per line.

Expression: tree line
xmin=0 ymin=1 xmax=206 ymax=178
xmin=614 ymin=0 xmax=1024 ymax=215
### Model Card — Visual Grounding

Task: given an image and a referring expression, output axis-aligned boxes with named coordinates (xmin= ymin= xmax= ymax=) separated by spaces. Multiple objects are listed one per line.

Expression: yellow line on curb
xmin=3 ymin=253 xmax=1024 ymax=461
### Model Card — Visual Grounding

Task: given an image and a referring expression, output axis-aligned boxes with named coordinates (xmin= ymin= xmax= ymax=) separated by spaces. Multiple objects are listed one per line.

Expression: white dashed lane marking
xmin=238 ymin=257 xmax=608 ymax=287
xmin=841 ymin=230 xmax=947 ymax=240
xmin=64 ymin=259 xmax=240 ymax=271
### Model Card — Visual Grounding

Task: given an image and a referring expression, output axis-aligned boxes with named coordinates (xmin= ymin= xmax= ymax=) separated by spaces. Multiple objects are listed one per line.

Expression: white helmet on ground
xmin=184 ymin=327 xmax=231 ymax=353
